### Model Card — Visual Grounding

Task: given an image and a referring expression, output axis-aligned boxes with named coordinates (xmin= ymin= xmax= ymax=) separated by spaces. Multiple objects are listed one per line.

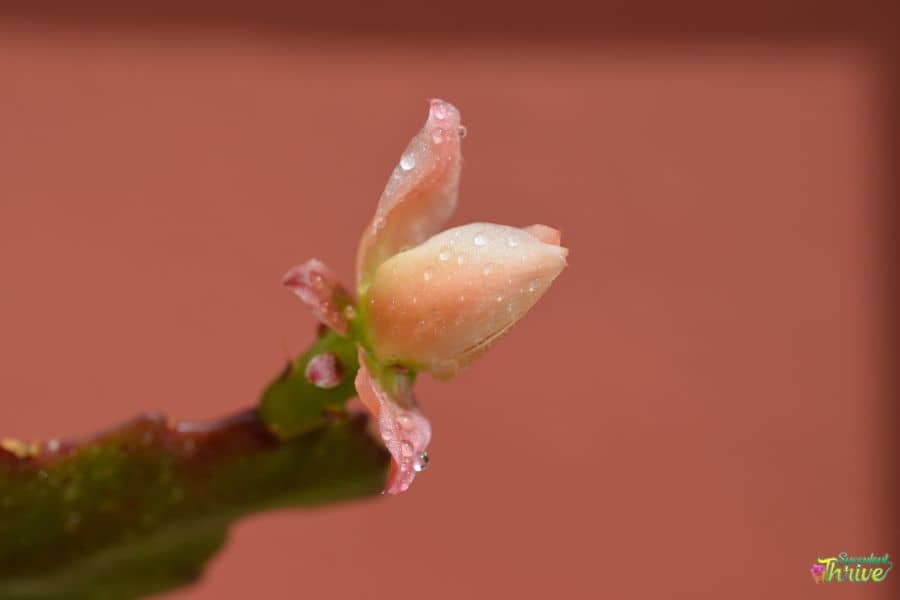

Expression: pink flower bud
xmin=364 ymin=223 xmax=568 ymax=377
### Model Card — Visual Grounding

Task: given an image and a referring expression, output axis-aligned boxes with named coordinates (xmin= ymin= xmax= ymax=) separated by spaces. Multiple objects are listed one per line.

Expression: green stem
xmin=0 ymin=331 xmax=386 ymax=600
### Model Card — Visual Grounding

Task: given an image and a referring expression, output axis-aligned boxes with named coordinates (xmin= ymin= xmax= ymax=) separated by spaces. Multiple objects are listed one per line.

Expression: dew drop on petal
xmin=473 ymin=233 xmax=488 ymax=247
xmin=433 ymin=103 xmax=448 ymax=120
xmin=414 ymin=452 xmax=430 ymax=472
xmin=439 ymin=249 xmax=451 ymax=261
xmin=399 ymin=152 xmax=416 ymax=171
xmin=398 ymin=414 xmax=413 ymax=430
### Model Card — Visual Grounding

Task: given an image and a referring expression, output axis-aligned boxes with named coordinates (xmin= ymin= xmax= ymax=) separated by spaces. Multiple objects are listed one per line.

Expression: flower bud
xmin=365 ymin=223 xmax=567 ymax=377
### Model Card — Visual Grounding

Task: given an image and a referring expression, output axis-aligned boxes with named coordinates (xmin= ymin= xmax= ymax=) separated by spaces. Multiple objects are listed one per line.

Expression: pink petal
xmin=354 ymin=349 xmax=432 ymax=494
xmin=282 ymin=259 xmax=353 ymax=335
xmin=356 ymin=99 xmax=463 ymax=288
xmin=366 ymin=223 xmax=568 ymax=376
xmin=521 ymin=224 xmax=562 ymax=246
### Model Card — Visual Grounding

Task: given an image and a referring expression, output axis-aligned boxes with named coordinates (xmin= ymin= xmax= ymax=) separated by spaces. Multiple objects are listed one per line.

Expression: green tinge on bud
xmin=365 ymin=223 xmax=568 ymax=378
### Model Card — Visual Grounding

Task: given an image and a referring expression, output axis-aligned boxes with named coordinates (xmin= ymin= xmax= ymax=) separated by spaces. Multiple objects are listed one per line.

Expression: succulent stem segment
xmin=0 ymin=331 xmax=387 ymax=600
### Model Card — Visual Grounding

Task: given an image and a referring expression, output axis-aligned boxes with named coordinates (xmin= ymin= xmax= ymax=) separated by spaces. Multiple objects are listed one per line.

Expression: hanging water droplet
xmin=304 ymin=353 xmax=343 ymax=389
xmin=400 ymin=441 xmax=414 ymax=457
xmin=414 ymin=451 xmax=430 ymax=472
xmin=458 ymin=125 xmax=468 ymax=138
xmin=473 ymin=233 xmax=488 ymax=246
xmin=399 ymin=152 xmax=416 ymax=171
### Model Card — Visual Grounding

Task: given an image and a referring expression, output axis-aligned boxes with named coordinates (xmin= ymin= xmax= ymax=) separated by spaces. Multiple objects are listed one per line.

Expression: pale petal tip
xmin=282 ymin=258 xmax=351 ymax=335
xmin=428 ymin=98 xmax=460 ymax=125
xmin=522 ymin=224 xmax=563 ymax=246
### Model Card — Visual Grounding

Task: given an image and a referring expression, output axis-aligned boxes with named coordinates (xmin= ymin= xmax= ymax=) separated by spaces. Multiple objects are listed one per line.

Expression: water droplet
xmin=305 ymin=353 xmax=343 ymax=389
xmin=398 ymin=414 xmax=413 ymax=430
xmin=507 ymin=237 xmax=520 ymax=248
xmin=456 ymin=254 xmax=466 ymax=265
xmin=438 ymin=250 xmax=451 ymax=261
xmin=400 ymin=441 xmax=414 ymax=457
xmin=432 ymin=130 xmax=444 ymax=144
xmin=433 ymin=103 xmax=448 ymax=120
xmin=343 ymin=305 xmax=357 ymax=320
xmin=423 ymin=268 xmax=434 ymax=282
xmin=399 ymin=152 xmax=416 ymax=171
xmin=473 ymin=233 xmax=488 ymax=246
xmin=458 ymin=125 xmax=468 ymax=138
xmin=414 ymin=452 xmax=430 ymax=472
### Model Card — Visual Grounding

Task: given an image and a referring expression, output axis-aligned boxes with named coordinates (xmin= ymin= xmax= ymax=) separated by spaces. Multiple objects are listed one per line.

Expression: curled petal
xmin=282 ymin=259 xmax=353 ymax=335
xmin=356 ymin=99 xmax=463 ymax=289
xmin=522 ymin=224 xmax=562 ymax=246
xmin=354 ymin=350 xmax=432 ymax=494
xmin=366 ymin=223 xmax=568 ymax=376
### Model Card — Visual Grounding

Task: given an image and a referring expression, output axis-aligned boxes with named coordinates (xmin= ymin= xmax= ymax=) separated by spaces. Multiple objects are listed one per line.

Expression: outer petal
xmin=354 ymin=350 xmax=432 ymax=494
xmin=282 ymin=259 xmax=353 ymax=335
xmin=356 ymin=99 xmax=463 ymax=289
xmin=366 ymin=223 xmax=568 ymax=377
xmin=521 ymin=224 xmax=562 ymax=246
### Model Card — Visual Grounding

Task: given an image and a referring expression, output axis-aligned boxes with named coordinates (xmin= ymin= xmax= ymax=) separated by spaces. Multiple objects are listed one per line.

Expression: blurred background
xmin=0 ymin=1 xmax=896 ymax=598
